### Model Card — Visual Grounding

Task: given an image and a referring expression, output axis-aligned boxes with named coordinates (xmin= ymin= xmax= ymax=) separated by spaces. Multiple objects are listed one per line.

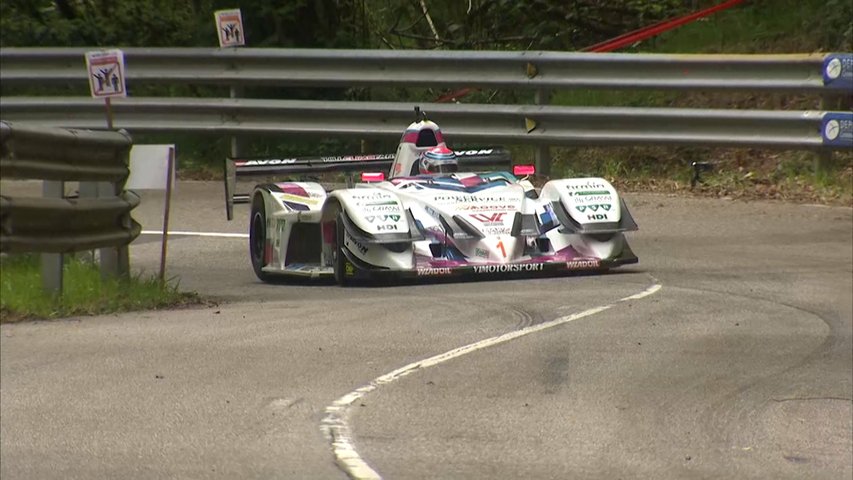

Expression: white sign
xmin=85 ymin=49 xmax=126 ymax=98
xmin=215 ymin=9 xmax=245 ymax=47
xmin=127 ymin=145 xmax=175 ymax=191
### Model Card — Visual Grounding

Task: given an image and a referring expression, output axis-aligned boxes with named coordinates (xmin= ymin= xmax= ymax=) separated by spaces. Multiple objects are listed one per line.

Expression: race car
xmin=225 ymin=112 xmax=638 ymax=285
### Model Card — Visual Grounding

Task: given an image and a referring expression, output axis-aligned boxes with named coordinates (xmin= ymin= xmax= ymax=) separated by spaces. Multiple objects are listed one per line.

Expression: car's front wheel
xmin=249 ymin=196 xmax=272 ymax=282
xmin=331 ymin=212 xmax=355 ymax=287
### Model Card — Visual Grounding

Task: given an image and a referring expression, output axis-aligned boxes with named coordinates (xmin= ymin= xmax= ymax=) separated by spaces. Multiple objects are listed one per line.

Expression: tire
xmin=332 ymin=212 xmax=354 ymax=286
xmin=249 ymin=196 xmax=273 ymax=282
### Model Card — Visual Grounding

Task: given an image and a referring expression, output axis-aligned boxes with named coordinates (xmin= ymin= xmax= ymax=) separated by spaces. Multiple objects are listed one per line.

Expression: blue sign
xmin=822 ymin=54 xmax=853 ymax=90
xmin=821 ymin=112 xmax=853 ymax=148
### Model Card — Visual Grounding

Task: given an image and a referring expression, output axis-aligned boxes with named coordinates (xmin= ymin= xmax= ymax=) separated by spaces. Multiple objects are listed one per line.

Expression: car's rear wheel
xmin=250 ymin=196 xmax=272 ymax=282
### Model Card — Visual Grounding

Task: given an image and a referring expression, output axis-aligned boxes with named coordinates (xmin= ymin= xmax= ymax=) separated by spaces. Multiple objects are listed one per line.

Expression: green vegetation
xmin=549 ymin=0 xmax=853 ymax=206
xmin=0 ymin=254 xmax=201 ymax=323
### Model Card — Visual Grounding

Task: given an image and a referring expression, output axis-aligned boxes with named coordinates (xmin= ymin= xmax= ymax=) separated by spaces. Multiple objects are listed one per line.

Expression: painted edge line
xmin=141 ymin=230 xmax=249 ymax=238
xmin=320 ymin=278 xmax=663 ymax=480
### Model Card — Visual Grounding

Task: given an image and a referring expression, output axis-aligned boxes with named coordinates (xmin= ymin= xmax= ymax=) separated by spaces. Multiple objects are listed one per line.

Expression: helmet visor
xmin=429 ymin=162 xmax=458 ymax=173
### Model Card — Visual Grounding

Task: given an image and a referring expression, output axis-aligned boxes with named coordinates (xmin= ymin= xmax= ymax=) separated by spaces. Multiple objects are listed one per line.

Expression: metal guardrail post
xmin=40 ymin=181 xmax=64 ymax=294
xmin=78 ymin=179 xmax=129 ymax=281
xmin=815 ymin=94 xmax=837 ymax=175
xmin=534 ymin=89 xmax=551 ymax=176
xmin=96 ymin=181 xmax=130 ymax=280
xmin=230 ymin=85 xmax=243 ymax=158
xmin=78 ymin=181 xmax=98 ymax=263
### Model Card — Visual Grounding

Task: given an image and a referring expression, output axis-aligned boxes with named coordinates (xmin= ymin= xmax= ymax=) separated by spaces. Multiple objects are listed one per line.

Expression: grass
xmin=0 ymin=253 xmax=202 ymax=323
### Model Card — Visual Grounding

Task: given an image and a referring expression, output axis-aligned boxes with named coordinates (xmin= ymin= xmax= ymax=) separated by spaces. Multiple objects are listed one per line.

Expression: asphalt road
xmin=1 ymin=180 xmax=851 ymax=480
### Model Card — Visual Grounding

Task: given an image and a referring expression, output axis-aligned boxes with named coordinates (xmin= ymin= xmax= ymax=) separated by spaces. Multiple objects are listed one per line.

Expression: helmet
xmin=418 ymin=146 xmax=458 ymax=174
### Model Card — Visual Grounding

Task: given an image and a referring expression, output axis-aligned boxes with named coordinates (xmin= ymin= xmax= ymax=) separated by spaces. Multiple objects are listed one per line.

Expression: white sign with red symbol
xmin=215 ymin=8 xmax=245 ymax=47
xmin=85 ymin=49 xmax=126 ymax=98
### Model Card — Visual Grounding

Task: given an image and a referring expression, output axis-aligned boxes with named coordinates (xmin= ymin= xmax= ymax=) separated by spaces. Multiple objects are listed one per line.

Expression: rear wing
xmin=224 ymin=148 xmax=512 ymax=220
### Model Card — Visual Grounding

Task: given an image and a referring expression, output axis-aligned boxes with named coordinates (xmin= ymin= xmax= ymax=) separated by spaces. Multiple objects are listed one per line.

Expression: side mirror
xmin=513 ymin=164 xmax=535 ymax=176
xmin=361 ymin=172 xmax=385 ymax=183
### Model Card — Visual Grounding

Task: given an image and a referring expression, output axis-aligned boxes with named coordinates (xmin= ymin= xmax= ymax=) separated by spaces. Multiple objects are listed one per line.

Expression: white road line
xmin=320 ymin=279 xmax=663 ymax=480
xmin=141 ymin=230 xmax=248 ymax=238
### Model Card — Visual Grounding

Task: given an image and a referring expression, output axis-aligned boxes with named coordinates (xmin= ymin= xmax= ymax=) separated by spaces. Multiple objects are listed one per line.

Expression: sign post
xmin=84 ymin=49 xmax=129 ymax=279
xmin=84 ymin=49 xmax=127 ymax=128
xmin=127 ymin=145 xmax=177 ymax=284
xmin=215 ymin=8 xmax=246 ymax=192
xmin=214 ymin=9 xmax=246 ymax=48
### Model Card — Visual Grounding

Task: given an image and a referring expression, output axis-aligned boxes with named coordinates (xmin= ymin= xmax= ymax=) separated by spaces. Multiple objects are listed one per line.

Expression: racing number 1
xmin=497 ymin=240 xmax=507 ymax=258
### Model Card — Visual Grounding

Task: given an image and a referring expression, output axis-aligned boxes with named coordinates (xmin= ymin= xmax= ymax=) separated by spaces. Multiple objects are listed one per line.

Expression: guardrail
xmin=0 ymin=121 xmax=140 ymax=293
xmin=0 ymin=48 xmax=851 ymax=175
xmin=0 ymin=97 xmax=839 ymax=149
xmin=1 ymin=48 xmax=850 ymax=92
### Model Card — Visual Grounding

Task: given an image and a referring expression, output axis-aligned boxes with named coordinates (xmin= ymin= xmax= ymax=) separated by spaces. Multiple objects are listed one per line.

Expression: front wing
xmin=335 ymin=242 xmax=638 ymax=281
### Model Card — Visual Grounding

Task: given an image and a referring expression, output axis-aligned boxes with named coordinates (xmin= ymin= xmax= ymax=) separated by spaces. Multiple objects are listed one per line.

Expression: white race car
xmin=226 ymin=113 xmax=638 ymax=285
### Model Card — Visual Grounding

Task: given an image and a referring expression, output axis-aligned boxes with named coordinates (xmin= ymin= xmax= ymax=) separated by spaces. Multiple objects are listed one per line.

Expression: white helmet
xmin=418 ymin=146 xmax=458 ymax=174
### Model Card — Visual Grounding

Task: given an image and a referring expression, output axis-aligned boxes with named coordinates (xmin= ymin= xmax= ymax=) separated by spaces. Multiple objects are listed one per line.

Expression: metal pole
xmin=815 ymin=94 xmax=835 ymax=175
xmin=534 ymin=89 xmax=552 ymax=177
xmin=41 ymin=181 xmax=64 ymax=295
xmin=99 ymin=95 xmax=129 ymax=280
xmin=78 ymin=181 xmax=98 ymax=263
xmin=105 ymin=97 xmax=114 ymax=129
xmin=159 ymin=147 xmax=175 ymax=284
xmin=230 ymin=86 xmax=242 ymax=158
xmin=97 ymin=181 xmax=129 ymax=280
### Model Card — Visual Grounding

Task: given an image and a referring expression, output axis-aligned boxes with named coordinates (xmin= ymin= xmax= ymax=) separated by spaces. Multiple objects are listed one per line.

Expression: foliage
xmin=360 ymin=0 xmax=685 ymax=50
xmin=1 ymin=0 xmax=689 ymax=50
xmin=0 ymin=0 xmax=370 ymax=48
xmin=0 ymin=253 xmax=201 ymax=322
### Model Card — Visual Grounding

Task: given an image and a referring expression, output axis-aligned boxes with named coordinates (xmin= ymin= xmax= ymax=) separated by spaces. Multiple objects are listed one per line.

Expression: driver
xmin=418 ymin=146 xmax=458 ymax=174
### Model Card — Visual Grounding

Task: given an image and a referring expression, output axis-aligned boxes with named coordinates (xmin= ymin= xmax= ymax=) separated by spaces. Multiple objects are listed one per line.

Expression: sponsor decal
xmin=472 ymin=264 xmax=544 ymax=273
xmin=821 ymin=114 xmax=853 ymax=146
xmin=365 ymin=214 xmax=401 ymax=223
xmin=417 ymin=267 xmax=452 ymax=276
xmin=321 ymin=154 xmax=395 ymax=162
xmin=567 ymin=190 xmax=611 ymax=196
xmin=285 ymin=264 xmax=318 ymax=272
xmin=566 ymin=259 xmax=600 ymax=269
xmin=566 ymin=182 xmax=607 ymax=191
xmin=573 ymin=195 xmax=611 ymax=204
xmin=351 ymin=192 xmax=393 ymax=201
xmin=576 ymin=204 xmax=611 ymax=213
xmin=822 ymin=54 xmax=853 ymax=88
xmin=475 ymin=248 xmax=489 ymax=259
xmin=362 ymin=205 xmax=401 ymax=213
xmin=470 ymin=212 xmax=507 ymax=227
xmin=344 ymin=230 xmax=369 ymax=255
xmin=455 ymin=204 xmax=517 ymax=211
xmin=454 ymin=149 xmax=494 ymax=156
xmin=345 ymin=262 xmax=355 ymax=276
xmin=433 ymin=195 xmax=512 ymax=204
xmin=483 ymin=227 xmax=512 ymax=235
xmin=586 ymin=213 xmax=608 ymax=221
xmin=238 ymin=158 xmax=297 ymax=166
xmin=376 ymin=224 xmax=398 ymax=231
xmin=423 ymin=205 xmax=441 ymax=220
xmin=279 ymin=193 xmax=319 ymax=205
